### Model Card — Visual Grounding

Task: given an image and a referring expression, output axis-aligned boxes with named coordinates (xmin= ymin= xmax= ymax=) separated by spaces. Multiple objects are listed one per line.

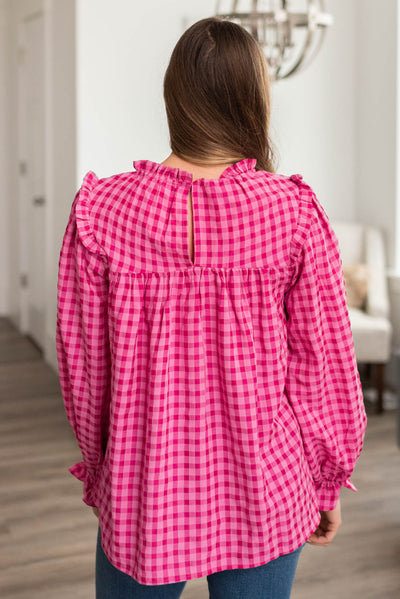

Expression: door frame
xmin=16 ymin=0 xmax=53 ymax=347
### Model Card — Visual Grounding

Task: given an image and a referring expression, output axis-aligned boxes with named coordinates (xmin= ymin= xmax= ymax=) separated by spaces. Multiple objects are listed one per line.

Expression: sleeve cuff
xmin=69 ymin=461 xmax=99 ymax=507
xmin=314 ymin=477 xmax=358 ymax=511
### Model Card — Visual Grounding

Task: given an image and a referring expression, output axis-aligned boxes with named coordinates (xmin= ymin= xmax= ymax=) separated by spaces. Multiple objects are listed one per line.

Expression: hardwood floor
xmin=0 ymin=317 xmax=399 ymax=598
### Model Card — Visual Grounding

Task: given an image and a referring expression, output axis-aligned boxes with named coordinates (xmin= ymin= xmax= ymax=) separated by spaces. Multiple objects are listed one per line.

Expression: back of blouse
xmin=56 ymin=158 xmax=367 ymax=586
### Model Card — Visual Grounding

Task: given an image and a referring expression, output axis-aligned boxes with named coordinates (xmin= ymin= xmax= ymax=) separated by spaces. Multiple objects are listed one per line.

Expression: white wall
xmin=271 ymin=0 xmax=358 ymax=221
xmin=355 ymin=0 xmax=398 ymax=271
xmin=76 ymin=0 xmax=217 ymax=182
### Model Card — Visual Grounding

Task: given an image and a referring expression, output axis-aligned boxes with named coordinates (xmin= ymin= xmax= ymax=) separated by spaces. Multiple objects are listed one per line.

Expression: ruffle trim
xmin=288 ymin=174 xmax=313 ymax=261
xmin=314 ymin=476 xmax=358 ymax=511
xmin=69 ymin=460 xmax=99 ymax=507
xmin=75 ymin=171 xmax=107 ymax=257
xmin=289 ymin=173 xmax=330 ymax=225
xmin=315 ymin=476 xmax=358 ymax=493
xmin=289 ymin=173 xmax=303 ymax=185
xmin=69 ymin=460 xmax=94 ymax=483
xmin=133 ymin=158 xmax=258 ymax=184
xmin=340 ymin=477 xmax=358 ymax=492
xmin=287 ymin=172 xmax=335 ymax=290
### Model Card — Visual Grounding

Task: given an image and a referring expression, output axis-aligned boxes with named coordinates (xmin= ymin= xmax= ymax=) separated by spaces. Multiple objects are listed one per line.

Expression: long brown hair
xmin=163 ymin=16 xmax=276 ymax=173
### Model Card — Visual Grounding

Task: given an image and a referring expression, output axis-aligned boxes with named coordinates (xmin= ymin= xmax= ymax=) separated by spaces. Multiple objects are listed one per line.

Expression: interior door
xmin=19 ymin=8 xmax=46 ymax=350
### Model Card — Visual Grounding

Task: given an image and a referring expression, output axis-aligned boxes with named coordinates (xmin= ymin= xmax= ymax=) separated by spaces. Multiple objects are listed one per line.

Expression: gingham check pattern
xmin=56 ymin=158 xmax=367 ymax=585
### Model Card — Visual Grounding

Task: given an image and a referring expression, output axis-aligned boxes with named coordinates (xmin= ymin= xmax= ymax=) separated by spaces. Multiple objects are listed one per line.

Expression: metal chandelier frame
xmin=215 ymin=0 xmax=334 ymax=80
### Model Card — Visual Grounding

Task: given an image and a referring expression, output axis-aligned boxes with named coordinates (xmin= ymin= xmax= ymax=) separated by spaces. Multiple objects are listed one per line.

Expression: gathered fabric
xmin=56 ymin=158 xmax=367 ymax=585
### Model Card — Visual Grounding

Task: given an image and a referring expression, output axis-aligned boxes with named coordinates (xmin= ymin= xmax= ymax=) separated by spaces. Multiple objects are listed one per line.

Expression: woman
xmin=56 ymin=16 xmax=367 ymax=599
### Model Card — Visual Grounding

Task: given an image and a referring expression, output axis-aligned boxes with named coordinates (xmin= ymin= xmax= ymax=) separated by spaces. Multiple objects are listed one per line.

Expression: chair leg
xmin=375 ymin=363 xmax=385 ymax=414
xmin=365 ymin=362 xmax=372 ymax=381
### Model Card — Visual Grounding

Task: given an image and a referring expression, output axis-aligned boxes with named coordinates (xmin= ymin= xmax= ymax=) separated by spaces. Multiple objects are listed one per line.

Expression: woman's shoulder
xmin=83 ymin=169 xmax=139 ymax=198
xmin=251 ymin=167 xmax=293 ymax=190
xmin=253 ymin=170 xmax=332 ymax=249
xmin=251 ymin=169 xmax=319 ymax=221
xmin=72 ymin=169 xmax=139 ymax=254
xmin=76 ymin=168 xmax=140 ymax=217
xmin=253 ymin=169 xmax=315 ymax=196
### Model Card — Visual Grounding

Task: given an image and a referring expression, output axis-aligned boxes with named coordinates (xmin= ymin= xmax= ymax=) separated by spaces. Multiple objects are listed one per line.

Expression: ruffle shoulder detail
xmin=289 ymin=173 xmax=331 ymax=225
xmin=288 ymin=174 xmax=315 ymax=266
xmin=75 ymin=171 xmax=107 ymax=257
xmin=287 ymin=173 xmax=336 ymax=290
xmin=288 ymin=173 xmax=334 ymax=255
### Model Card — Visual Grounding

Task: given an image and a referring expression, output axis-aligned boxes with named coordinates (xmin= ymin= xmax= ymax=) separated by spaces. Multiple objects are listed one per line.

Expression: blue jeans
xmin=96 ymin=526 xmax=305 ymax=599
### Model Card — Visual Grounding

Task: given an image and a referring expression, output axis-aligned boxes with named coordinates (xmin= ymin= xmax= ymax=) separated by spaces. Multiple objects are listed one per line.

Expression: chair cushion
xmin=342 ymin=263 xmax=369 ymax=309
xmin=347 ymin=307 xmax=393 ymax=362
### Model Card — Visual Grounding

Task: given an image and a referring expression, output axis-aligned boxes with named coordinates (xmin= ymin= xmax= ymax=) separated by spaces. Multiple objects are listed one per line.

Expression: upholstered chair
xmin=330 ymin=221 xmax=393 ymax=414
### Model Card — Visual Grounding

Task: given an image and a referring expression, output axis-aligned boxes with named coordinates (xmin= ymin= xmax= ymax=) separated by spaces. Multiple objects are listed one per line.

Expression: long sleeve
xmin=284 ymin=174 xmax=368 ymax=511
xmin=56 ymin=172 xmax=111 ymax=507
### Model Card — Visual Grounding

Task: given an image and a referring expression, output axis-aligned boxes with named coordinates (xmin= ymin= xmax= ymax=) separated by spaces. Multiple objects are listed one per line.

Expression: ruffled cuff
xmin=314 ymin=477 xmax=358 ymax=511
xmin=69 ymin=461 xmax=99 ymax=507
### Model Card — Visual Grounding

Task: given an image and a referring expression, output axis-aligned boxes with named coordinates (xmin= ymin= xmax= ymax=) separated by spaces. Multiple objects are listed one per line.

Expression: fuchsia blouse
xmin=56 ymin=158 xmax=367 ymax=585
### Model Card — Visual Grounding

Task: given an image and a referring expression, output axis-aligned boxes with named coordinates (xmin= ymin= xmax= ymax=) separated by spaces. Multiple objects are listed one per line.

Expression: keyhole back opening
xmin=187 ymin=188 xmax=195 ymax=266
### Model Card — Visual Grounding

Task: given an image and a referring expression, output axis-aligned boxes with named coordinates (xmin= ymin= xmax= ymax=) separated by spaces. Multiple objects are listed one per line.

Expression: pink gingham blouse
xmin=56 ymin=158 xmax=367 ymax=585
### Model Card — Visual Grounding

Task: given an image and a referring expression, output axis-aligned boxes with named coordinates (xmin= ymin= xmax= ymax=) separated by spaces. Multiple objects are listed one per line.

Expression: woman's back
xmin=56 ymin=158 xmax=367 ymax=585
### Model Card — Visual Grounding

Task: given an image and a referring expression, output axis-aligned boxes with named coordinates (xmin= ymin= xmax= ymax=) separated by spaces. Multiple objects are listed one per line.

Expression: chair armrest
xmin=365 ymin=226 xmax=390 ymax=319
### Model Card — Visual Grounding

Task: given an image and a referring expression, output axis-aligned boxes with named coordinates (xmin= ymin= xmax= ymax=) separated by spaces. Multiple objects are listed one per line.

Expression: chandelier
xmin=214 ymin=0 xmax=334 ymax=80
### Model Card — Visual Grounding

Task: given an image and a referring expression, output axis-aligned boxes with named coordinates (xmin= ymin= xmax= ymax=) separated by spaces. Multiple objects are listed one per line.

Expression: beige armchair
xmin=330 ymin=220 xmax=393 ymax=413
